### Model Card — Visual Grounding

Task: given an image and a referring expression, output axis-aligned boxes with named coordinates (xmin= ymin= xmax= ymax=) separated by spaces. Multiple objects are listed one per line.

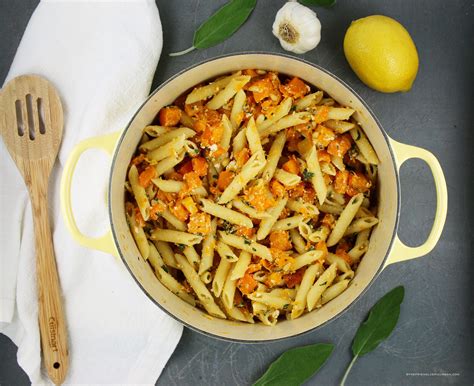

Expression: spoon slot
xmin=15 ymin=100 xmax=25 ymax=137
xmin=37 ymin=98 xmax=46 ymax=134
xmin=26 ymin=94 xmax=35 ymax=140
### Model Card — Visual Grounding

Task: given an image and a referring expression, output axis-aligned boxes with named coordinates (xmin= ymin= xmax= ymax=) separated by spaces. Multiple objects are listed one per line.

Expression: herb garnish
xmin=340 ymin=286 xmax=405 ymax=385
xmin=253 ymin=286 xmax=405 ymax=386
xmin=253 ymin=344 xmax=334 ymax=386
xmin=222 ymin=220 xmax=236 ymax=234
xmin=169 ymin=0 xmax=257 ymax=56
xmin=302 ymin=169 xmax=315 ymax=181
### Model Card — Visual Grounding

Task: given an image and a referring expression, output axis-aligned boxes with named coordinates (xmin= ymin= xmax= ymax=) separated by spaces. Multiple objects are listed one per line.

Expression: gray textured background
xmin=0 ymin=1 xmax=472 ymax=385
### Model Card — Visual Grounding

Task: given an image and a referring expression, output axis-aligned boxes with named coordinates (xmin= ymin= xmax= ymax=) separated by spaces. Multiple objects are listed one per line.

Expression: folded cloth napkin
xmin=0 ymin=1 xmax=183 ymax=384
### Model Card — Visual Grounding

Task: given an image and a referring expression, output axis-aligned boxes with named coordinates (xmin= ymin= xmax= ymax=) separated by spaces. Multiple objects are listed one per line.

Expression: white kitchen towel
xmin=0 ymin=1 xmax=184 ymax=384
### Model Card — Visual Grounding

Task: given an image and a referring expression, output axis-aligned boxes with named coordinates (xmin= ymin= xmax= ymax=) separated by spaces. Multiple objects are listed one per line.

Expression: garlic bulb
xmin=272 ymin=1 xmax=322 ymax=54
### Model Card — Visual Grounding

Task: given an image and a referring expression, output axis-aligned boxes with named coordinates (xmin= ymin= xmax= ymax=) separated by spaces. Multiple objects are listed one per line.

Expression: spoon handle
xmin=30 ymin=175 xmax=69 ymax=385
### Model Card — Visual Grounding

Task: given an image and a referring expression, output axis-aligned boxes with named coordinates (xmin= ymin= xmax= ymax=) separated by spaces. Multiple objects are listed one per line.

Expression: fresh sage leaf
xmin=194 ymin=0 xmax=256 ymax=49
xmin=253 ymin=343 xmax=334 ymax=386
xmin=169 ymin=0 xmax=256 ymax=56
xmin=340 ymin=286 xmax=405 ymax=386
xmin=300 ymin=0 xmax=337 ymax=6
xmin=352 ymin=286 xmax=405 ymax=356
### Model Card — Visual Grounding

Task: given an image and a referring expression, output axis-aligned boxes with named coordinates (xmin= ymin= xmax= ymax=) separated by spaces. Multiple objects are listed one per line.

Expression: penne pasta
xmin=198 ymin=218 xmax=217 ymax=275
xmin=344 ymin=217 xmax=379 ymax=236
xmin=147 ymin=242 xmax=196 ymax=305
xmin=248 ymin=289 xmax=296 ymax=309
xmin=257 ymin=197 xmax=288 ymax=240
xmin=153 ymin=240 xmax=178 ymax=268
xmin=257 ymin=97 xmax=293 ymax=131
xmin=174 ymin=254 xmax=226 ymax=318
xmin=305 ymin=146 xmax=327 ymax=205
xmin=326 ymin=253 xmax=351 ymax=273
xmin=185 ymin=71 xmax=241 ymax=104
xmin=144 ymin=125 xmax=169 ymax=137
xmin=160 ymin=206 xmax=187 ymax=232
xmin=327 ymin=193 xmax=364 ymax=247
xmin=291 ymin=263 xmax=323 ymax=319
xmin=155 ymin=151 xmax=185 ymax=177
xmin=200 ymin=198 xmax=253 ymax=228
xmin=324 ymin=119 xmax=355 ymax=133
xmin=308 ymin=225 xmax=331 ymax=243
xmin=350 ymin=126 xmax=379 ymax=165
xmin=206 ymin=75 xmax=251 ymax=110
xmin=272 ymin=215 xmax=305 ymax=231
xmin=222 ymin=264 xmax=238 ymax=310
xmin=292 ymin=250 xmax=324 ymax=270
xmin=184 ymin=139 xmax=200 ymax=157
xmin=261 ymin=131 xmax=286 ymax=182
xmin=321 ymin=280 xmax=350 ymax=304
xmin=245 ymin=117 xmax=263 ymax=155
xmin=348 ymin=229 xmax=371 ymax=263
xmin=220 ymin=114 xmax=233 ymax=151
xmin=200 ymin=271 xmax=213 ymax=284
xmin=274 ymin=168 xmax=301 ymax=187
xmin=331 ymin=155 xmax=345 ymax=171
xmin=218 ymin=150 xmax=266 ymax=204
xmin=151 ymin=178 xmax=184 ymax=193
xmin=232 ymin=199 xmax=271 ymax=219
xmin=232 ymin=128 xmax=247 ymax=154
xmin=219 ymin=232 xmax=272 ymax=261
xmin=212 ymin=253 xmax=232 ymax=297
xmin=307 ymin=263 xmax=337 ymax=311
xmin=127 ymin=211 xmax=149 ymax=260
xmin=326 ymin=107 xmax=355 ymax=120
xmin=183 ymin=245 xmax=201 ymax=269
xmin=230 ymin=251 xmax=251 ymax=280
xmin=150 ymin=229 xmax=202 ymax=246
xmin=259 ymin=112 xmax=311 ymax=137
xmin=216 ymin=240 xmax=239 ymax=263
xmin=290 ymin=228 xmax=307 ymax=254
xmin=295 ymin=91 xmax=323 ymax=111
xmin=287 ymin=199 xmax=319 ymax=217
xmin=128 ymin=164 xmax=150 ymax=221
xmin=252 ymin=302 xmax=279 ymax=326
xmin=139 ymin=127 xmax=196 ymax=151
xmin=126 ymin=69 xmax=380 ymax=325
xmin=230 ymin=89 xmax=246 ymax=130
xmin=147 ymin=134 xmax=185 ymax=162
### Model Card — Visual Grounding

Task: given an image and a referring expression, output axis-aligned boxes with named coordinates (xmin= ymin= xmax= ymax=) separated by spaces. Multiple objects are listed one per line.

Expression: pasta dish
xmin=125 ymin=70 xmax=379 ymax=325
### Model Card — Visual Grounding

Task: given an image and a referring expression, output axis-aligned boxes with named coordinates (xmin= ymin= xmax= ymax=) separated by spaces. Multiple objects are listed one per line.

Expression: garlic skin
xmin=272 ymin=1 xmax=322 ymax=54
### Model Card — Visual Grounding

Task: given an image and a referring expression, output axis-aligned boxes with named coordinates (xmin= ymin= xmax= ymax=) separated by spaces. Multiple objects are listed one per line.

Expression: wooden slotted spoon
xmin=0 ymin=75 xmax=68 ymax=385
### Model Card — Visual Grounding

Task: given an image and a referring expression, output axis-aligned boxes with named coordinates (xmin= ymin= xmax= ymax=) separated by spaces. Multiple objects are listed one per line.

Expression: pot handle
xmin=384 ymin=138 xmax=448 ymax=267
xmin=60 ymin=131 xmax=121 ymax=257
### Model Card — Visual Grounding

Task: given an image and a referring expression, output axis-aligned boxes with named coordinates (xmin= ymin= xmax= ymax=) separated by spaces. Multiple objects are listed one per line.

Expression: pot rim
xmin=108 ymin=51 xmax=401 ymax=343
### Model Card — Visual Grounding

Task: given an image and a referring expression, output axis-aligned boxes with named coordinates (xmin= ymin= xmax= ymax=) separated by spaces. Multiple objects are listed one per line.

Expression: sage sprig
xmin=253 ymin=343 xmax=334 ymax=386
xmin=340 ymin=286 xmax=405 ymax=386
xmin=169 ymin=0 xmax=257 ymax=56
xmin=252 ymin=286 xmax=405 ymax=386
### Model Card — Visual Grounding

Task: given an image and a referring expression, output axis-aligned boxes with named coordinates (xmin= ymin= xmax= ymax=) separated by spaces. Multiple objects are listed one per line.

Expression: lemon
xmin=343 ymin=15 xmax=419 ymax=93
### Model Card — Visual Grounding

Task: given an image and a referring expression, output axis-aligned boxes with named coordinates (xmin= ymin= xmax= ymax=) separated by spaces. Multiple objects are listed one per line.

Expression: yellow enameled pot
xmin=60 ymin=53 xmax=447 ymax=342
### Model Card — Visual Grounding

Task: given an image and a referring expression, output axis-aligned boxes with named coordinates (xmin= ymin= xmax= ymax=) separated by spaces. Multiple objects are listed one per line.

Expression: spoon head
xmin=0 ymin=75 xmax=63 ymax=168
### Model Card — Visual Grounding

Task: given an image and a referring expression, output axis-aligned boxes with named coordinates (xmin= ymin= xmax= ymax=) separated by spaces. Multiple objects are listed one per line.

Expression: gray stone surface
xmin=0 ymin=0 xmax=472 ymax=385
